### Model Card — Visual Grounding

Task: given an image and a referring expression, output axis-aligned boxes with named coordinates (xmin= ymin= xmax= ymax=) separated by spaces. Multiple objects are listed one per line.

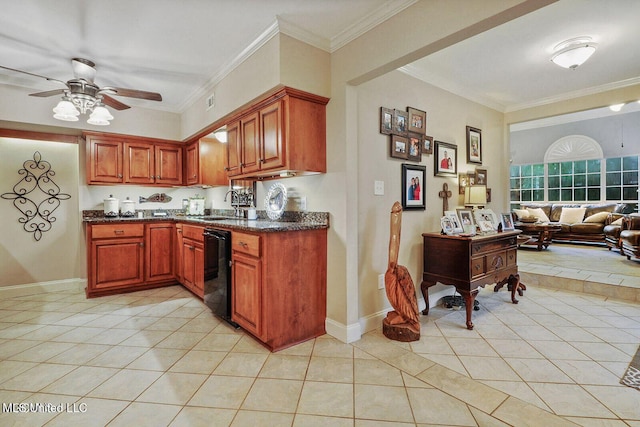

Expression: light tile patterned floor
xmin=0 ymin=245 xmax=639 ymax=426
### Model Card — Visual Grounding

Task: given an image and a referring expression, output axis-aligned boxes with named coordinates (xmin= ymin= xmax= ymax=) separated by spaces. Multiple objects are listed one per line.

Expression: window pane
xmin=606 ymin=158 xmax=621 ymax=171
xmin=548 ymin=176 xmax=560 ymax=188
xmin=510 ymin=178 xmax=520 ymax=189
xmin=561 ymin=175 xmax=572 ymax=187
xmin=574 ymin=188 xmax=586 ymax=200
xmin=521 ymin=190 xmax=532 ymax=201
xmin=623 ymin=156 xmax=638 ymax=170
xmin=587 ymin=173 xmax=600 ymax=186
xmin=574 ymin=174 xmax=586 ymax=187
xmin=587 ymin=188 xmax=600 ymax=201
xmin=510 ymin=165 xmax=520 ymax=177
xmin=574 ymin=160 xmax=586 ymax=173
xmin=606 ymin=172 xmax=621 ymax=186
xmin=510 ymin=191 xmax=520 ymax=201
xmin=522 ymin=177 xmax=532 ymax=189
xmin=623 ymin=171 xmax=639 ymax=185
xmin=548 ymin=189 xmax=560 ymax=201
xmin=561 ymin=161 xmax=573 ymax=174
xmin=521 ymin=164 xmax=532 ymax=176
xmin=532 ymin=164 xmax=545 ymax=175
xmin=548 ymin=162 xmax=560 ymax=175
xmin=623 ymin=187 xmax=638 ymax=200
xmin=587 ymin=159 xmax=601 ymax=173
xmin=533 ymin=190 xmax=544 ymax=201
xmin=561 ymin=189 xmax=572 ymax=201
xmin=533 ymin=176 xmax=544 ymax=189
xmin=606 ymin=187 xmax=621 ymax=200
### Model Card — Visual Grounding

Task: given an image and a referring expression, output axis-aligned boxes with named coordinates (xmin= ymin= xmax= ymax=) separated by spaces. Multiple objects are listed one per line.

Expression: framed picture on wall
xmin=380 ymin=107 xmax=393 ymax=134
xmin=475 ymin=168 xmax=487 ymax=185
xmin=390 ymin=135 xmax=409 ymax=159
xmin=466 ymin=126 xmax=482 ymax=164
xmin=407 ymin=107 xmax=426 ymax=134
xmin=407 ymin=132 xmax=422 ymax=162
xmin=434 ymin=141 xmax=457 ymax=177
xmin=402 ymin=163 xmax=426 ymax=210
xmin=422 ymin=135 xmax=433 ymax=154
xmin=393 ymin=109 xmax=408 ymax=136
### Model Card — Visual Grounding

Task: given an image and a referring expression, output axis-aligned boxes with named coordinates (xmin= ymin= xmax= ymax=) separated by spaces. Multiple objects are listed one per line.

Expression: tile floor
xmin=0 ymin=244 xmax=639 ymax=426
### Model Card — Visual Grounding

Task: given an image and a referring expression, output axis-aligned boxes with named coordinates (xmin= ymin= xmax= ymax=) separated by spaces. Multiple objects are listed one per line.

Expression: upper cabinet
xmin=224 ymin=87 xmax=329 ymax=180
xmin=185 ymin=137 xmax=228 ymax=187
xmin=86 ymin=132 xmax=183 ymax=186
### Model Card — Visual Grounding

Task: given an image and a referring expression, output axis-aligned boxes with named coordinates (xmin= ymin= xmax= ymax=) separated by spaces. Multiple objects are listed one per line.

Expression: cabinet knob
xmin=139 ymin=242 xmax=144 ymax=247
xmin=118 ymin=174 xmax=123 ymax=178
xmin=189 ymin=246 xmax=195 ymax=251
xmin=260 ymin=158 xmax=265 ymax=163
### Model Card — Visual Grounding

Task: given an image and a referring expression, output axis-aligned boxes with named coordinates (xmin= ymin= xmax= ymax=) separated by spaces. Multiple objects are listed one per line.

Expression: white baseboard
xmin=325 ymin=317 xmax=362 ymax=343
xmin=0 ymin=279 xmax=85 ymax=298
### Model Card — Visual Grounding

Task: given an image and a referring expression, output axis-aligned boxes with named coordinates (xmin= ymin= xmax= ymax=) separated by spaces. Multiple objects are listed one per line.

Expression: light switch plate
xmin=378 ymin=273 xmax=385 ymax=289
xmin=374 ymin=180 xmax=384 ymax=196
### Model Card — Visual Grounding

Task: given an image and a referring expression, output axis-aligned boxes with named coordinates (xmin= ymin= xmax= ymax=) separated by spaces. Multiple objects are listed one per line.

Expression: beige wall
xmin=0 ymin=137 xmax=83 ymax=287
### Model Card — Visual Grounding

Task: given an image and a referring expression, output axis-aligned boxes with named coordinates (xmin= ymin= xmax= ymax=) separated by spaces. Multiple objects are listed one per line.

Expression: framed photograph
xmin=390 ymin=135 xmax=408 ymax=159
xmin=501 ymin=212 xmax=515 ymax=231
xmin=486 ymin=187 xmax=492 ymax=203
xmin=475 ymin=168 xmax=487 ymax=185
xmin=467 ymin=171 xmax=476 ymax=185
xmin=422 ymin=135 xmax=433 ymax=154
xmin=393 ymin=109 xmax=408 ymax=136
xmin=434 ymin=141 xmax=457 ymax=177
xmin=466 ymin=126 xmax=482 ymax=164
xmin=380 ymin=107 xmax=393 ymax=134
xmin=474 ymin=208 xmax=500 ymax=230
xmin=407 ymin=107 xmax=426 ymax=134
xmin=440 ymin=216 xmax=455 ymax=235
xmin=477 ymin=220 xmax=495 ymax=233
xmin=458 ymin=173 xmax=468 ymax=195
xmin=445 ymin=210 xmax=463 ymax=234
xmin=407 ymin=132 xmax=422 ymax=162
xmin=456 ymin=208 xmax=476 ymax=235
xmin=402 ymin=164 xmax=426 ymax=210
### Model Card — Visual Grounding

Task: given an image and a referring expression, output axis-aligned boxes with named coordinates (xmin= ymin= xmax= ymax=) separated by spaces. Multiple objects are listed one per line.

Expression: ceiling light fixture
xmin=52 ymin=82 xmax=113 ymax=125
xmin=551 ymin=37 xmax=597 ymax=70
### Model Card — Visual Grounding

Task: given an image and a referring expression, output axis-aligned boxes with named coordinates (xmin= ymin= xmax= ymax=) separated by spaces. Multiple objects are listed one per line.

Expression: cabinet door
xmin=91 ymin=238 xmax=144 ymax=289
xmin=260 ymin=101 xmax=284 ymax=170
xmin=226 ymin=121 xmax=242 ymax=176
xmin=155 ymin=144 xmax=183 ymax=185
xmin=175 ymin=224 xmax=184 ymax=283
xmin=185 ymin=143 xmax=199 ymax=185
xmin=145 ymin=223 xmax=174 ymax=282
xmin=232 ymin=252 xmax=263 ymax=338
xmin=182 ymin=238 xmax=204 ymax=298
xmin=240 ymin=112 xmax=260 ymax=174
xmin=88 ymin=138 xmax=123 ymax=183
xmin=124 ymin=142 xmax=155 ymax=184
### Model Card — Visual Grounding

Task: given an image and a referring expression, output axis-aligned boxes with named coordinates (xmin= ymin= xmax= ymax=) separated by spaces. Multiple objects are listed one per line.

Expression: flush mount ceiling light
xmin=551 ymin=37 xmax=597 ymax=69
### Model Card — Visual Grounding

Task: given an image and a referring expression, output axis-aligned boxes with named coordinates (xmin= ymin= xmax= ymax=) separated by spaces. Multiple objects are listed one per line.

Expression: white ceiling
xmin=1 ymin=0 xmax=640 ymax=121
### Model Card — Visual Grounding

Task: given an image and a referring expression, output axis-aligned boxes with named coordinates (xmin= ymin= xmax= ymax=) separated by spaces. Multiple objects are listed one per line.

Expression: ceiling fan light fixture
xmin=53 ymin=99 xmax=80 ymax=121
xmin=87 ymin=105 xmax=114 ymax=126
xmin=551 ymin=37 xmax=597 ymax=69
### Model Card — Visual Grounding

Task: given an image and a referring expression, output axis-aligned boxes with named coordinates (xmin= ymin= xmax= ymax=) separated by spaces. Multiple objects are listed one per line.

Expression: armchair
xmin=619 ymin=214 xmax=640 ymax=261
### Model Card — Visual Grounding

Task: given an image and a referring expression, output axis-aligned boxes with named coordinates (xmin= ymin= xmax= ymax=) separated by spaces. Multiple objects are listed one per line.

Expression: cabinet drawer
xmin=232 ymin=231 xmax=260 ymax=257
xmin=182 ymin=224 xmax=205 ymax=241
xmin=91 ymin=223 xmax=144 ymax=239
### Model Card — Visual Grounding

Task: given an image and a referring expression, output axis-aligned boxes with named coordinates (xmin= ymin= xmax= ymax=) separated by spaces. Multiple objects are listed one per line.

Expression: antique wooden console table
xmin=420 ymin=230 xmax=521 ymax=329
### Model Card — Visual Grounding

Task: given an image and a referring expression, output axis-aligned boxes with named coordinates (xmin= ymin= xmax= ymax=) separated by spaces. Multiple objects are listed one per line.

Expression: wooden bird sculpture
xmin=383 ymin=202 xmax=420 ymax=341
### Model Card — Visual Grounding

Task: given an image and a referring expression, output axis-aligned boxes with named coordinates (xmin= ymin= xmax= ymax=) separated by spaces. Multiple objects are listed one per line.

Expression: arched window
xmin=544 ymin=135 xmax=603 ymax=162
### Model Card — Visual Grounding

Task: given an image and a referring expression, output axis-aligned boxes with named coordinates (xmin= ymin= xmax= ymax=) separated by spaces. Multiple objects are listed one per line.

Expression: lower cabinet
xmin=179 ymin=224 xmax=205 ymax=298
xmin=231 ymin=229 xmax=327 ymax=351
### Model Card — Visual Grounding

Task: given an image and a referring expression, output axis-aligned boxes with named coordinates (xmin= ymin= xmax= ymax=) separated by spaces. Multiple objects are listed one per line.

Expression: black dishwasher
xmin=203 ymin=228 xmax=238 ymax=328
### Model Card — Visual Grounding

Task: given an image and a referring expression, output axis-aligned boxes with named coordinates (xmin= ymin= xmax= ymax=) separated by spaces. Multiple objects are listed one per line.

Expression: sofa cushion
xmin=584 ymin=211 xmax=610 ymax=223
xmin=611 ymin=217 xmax=624 ymax=226
xmin=569 ymin=223 xmax=605 ymax=234
xmin=582 ymin=203 xmax=620 ymax=217
xmin=559 ymin=207 xmax=586 ymax=224
xmin=527 ymin=208 xmax=550 ymax=223
xmin=513 ymin=208 xmax=530 ymax=220
xmin=550 ymin=204 xmax=581 ymax=221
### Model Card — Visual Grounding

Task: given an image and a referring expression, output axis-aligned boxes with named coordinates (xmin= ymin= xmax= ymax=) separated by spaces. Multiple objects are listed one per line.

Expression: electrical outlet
xmin=374 ymin=180 xmax=384 ymax=195
xmin=378 ymin=273 xmax=385 ymax=289
xmin=300 ymin=196 xmax=307 ymax=211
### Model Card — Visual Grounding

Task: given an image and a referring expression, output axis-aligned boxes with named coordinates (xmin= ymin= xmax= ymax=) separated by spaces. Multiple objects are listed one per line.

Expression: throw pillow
xmin=584 ymin=211 xmax=610 ymax=223
xmin=527 ymin=208 xmax=550 ymax=223
xmin=559 ymin=207 xmax=586 ymax=224
xmin=513 ymin=209 xmax=530 ymax=220
xmin=612 ymin=218 xmax=623 ymax=226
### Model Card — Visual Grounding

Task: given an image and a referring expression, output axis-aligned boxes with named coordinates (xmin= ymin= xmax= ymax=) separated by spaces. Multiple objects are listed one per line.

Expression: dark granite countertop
xmin=82 ymin=210 xmax=329 ymax=233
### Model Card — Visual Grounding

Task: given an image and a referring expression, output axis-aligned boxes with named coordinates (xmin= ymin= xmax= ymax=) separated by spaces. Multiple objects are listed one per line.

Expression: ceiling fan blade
xmin=0 ymin=65 xmax=67 ymax=86
xmin=29 ymin=89 xmax=67 ymax=98
xmin=103 ymin=86 xmax=162 ymax=101
xmin=101 ymin=94 xmax=130 ymax=110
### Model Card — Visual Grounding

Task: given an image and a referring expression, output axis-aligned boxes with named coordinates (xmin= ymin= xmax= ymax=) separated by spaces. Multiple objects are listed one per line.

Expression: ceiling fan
xmin=0 ymin=58 xmax=162 ymax=125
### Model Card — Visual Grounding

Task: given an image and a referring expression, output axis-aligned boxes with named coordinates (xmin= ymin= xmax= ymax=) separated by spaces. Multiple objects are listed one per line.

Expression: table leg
xmin=462 ymin=290 xmax=478 ymax=330
xmin=420 ymin=280 xmax=434 ymax=315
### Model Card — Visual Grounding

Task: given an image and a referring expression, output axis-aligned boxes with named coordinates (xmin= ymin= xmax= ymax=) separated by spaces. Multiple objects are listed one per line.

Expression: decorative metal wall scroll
xmin=1 ymin=151 xmax=71 ymax=241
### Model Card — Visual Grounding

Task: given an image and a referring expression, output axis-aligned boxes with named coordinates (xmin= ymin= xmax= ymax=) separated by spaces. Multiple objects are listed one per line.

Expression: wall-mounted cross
xmin=438 ymin=183 xmax=452 ymax=215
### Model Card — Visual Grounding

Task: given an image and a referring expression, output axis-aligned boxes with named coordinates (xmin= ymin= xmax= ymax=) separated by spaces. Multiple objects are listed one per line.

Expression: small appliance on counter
xmin=103 ymin=195 xmax=119 ymax=217
xmin=120 ymin=197 xmax=136 ymax=217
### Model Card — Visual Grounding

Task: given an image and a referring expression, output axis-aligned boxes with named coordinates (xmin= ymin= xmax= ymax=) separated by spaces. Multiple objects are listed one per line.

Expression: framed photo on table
xmin=445 ymin=210 xmax=463 ymax=234
xmin=434 ymin=141 xmax=457 ymax=177
xmin=456 ymin=208 xmax=476 ymax=235
xmin=466 ymin=126 xmax=482 ymax=164
xmin=407 ymin=107 xmax=426 ymax=134
xmin=501 ymin=212 xmax=515 ymax=231
xmin=401 ymin=164 xmax=426 ymax=210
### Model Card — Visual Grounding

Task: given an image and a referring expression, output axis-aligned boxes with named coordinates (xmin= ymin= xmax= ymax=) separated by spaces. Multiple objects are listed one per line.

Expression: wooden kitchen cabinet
xmin=185 ymin=137 xmax=227 ymax=186
xmin=179 ymin=224 xmax=205 ymax=298
xmin=86 ymin=132 xmax=182 ymax=186
xmin=224 ymin=87 xmax=328 ymax=179
xmin=231 ymin=228 xmax=327 ymax=351
xmin=145 ymin=222 xmax=175 ymax=283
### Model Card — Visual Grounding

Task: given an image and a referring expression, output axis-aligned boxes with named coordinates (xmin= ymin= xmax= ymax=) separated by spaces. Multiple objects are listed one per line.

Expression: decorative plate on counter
xmin=265 ymin=182 xmax=287 ymax=220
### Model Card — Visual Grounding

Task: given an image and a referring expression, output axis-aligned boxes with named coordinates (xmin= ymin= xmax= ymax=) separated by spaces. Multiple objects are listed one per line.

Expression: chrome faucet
xmin=224 ymin=190 xmax=243 ymax=217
